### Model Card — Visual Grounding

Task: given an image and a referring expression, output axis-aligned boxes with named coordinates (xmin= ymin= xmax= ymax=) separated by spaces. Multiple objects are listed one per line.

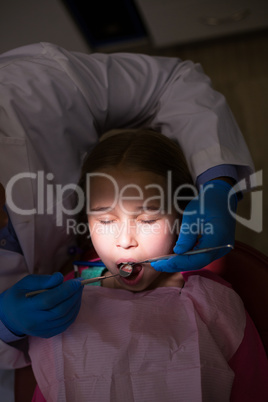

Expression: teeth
xmin=119 ymin=262 xmax=128 ymax=266
xmin=120 ymin=263 xmax=133 ymax=273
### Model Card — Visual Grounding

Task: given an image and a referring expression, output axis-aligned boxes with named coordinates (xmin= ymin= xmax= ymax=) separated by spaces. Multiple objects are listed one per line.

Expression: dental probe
xmin=126 ymin=244 xmax=234 ymax=266
xmin=25 ymin=266 xmax=131 ymax=297
xmin=25 ymin=244 xmax=233 ymax=297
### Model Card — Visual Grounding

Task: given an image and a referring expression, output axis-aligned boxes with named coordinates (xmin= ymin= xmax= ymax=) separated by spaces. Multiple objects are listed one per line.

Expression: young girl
xmin=29 ymin=129 xmax=268 ymax=402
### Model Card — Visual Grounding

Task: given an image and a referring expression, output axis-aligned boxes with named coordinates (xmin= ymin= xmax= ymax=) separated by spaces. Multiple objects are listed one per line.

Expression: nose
xmin=116 ymin=220 xmax=138 ymax=249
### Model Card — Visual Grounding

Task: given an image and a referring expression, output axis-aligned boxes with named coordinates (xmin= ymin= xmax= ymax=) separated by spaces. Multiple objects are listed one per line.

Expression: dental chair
xmin=205 ymin=240 xmax=268 ymax=356
xmin=14 ymin=241 xmax=268 ymax=401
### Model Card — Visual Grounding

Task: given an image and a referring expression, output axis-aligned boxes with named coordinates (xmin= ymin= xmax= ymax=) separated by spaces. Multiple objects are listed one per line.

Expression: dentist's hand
xmin=0 ymin=273 xmax=83 ymax=338
xmin=152 ymin=179 xmax=237 ymax=272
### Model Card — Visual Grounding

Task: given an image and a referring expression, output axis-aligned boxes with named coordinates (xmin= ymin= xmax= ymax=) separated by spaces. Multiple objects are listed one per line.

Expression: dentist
xmin=0 ymin=43 xmax=253 ymax=375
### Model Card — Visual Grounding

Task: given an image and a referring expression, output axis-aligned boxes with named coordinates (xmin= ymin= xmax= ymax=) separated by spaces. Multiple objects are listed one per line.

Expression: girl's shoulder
xmin=182 ymin=269 xmax=232 ymax=288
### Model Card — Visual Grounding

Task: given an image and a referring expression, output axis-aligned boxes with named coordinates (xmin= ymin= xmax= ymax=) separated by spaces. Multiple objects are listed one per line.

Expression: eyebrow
xmin=90 ymin=207 xmax=113 ymax=212
xmin=90 ymin=205 xmax=162 ymax=212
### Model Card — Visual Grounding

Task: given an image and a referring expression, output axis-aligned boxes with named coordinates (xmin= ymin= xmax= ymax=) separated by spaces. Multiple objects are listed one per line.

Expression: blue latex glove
xmin=152 ymin=180 xmax=237 ymax=272
xmin=0 ymin=273 xmax=83 ymax=338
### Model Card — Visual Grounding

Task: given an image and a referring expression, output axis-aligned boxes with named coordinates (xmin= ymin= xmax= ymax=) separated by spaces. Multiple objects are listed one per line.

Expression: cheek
xmin=139 ymin=221 xmax=177 ymax=254
xmin=88 ymin=221 xmax=108 ymax=254
xmin=90 ymin=232 xmax=102 ymax=251
xmin=88 ymin=220 xmax=118 ymax=265
xmin=152 ymin=233 xmax=176 ymax=254
xmin=88 ymin=233 xmax=112 ymax=269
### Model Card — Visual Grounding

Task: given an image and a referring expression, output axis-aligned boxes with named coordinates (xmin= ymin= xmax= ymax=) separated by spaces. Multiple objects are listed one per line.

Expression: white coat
xmin=0 ymin=42 xmax=254 ymax=369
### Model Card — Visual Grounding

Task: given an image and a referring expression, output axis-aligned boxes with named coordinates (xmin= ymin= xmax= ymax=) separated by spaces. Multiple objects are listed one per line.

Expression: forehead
xmin=87 ymin=168 xmax=166 ymax=208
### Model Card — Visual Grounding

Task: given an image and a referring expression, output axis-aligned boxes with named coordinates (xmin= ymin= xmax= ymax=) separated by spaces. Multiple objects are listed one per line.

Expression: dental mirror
xmin=119 ymin=263 xmax=133 ymax=277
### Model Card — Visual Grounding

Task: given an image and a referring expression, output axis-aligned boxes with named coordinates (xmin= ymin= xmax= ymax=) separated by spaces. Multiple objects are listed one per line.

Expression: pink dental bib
xmin=29 ymin=273 xmax=246 ymax=402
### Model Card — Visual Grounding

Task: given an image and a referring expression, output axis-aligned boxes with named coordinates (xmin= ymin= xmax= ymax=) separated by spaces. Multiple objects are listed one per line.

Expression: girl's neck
xmin=148 ymin=272 xmax=185 ymax=290
xmin=102 ymin=271 xmax=185 ymax=291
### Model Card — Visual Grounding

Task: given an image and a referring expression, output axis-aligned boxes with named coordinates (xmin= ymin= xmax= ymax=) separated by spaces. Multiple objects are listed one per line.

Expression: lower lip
xmin=120 ymin=265 xmax=144 ymax=286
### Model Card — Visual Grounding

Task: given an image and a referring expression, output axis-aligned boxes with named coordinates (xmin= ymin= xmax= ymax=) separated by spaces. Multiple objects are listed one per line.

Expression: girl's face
xmin=87 ymin=168 xmax=181 ymax=292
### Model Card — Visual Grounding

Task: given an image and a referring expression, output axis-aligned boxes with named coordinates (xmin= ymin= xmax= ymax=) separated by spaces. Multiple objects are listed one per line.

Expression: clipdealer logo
xmin=228 ymin=170 xmax=263 ymax=233
xmin=4 ymin=170 xmax=263 ymax=233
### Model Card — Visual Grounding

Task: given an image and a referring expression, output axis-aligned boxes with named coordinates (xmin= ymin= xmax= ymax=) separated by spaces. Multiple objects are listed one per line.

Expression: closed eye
xmin=99 ymin=220 xmax=115 ymax=225
xmin=139 ymin=219 xmax=158 ymax=224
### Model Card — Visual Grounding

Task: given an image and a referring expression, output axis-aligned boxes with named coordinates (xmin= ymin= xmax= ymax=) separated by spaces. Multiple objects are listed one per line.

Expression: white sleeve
xmin=0 ymin=338 xmax=30 ymax=370
xmin=0 ymin=42 xmax=254 ymax=183
xmin=53 ymin=43 xmax=254 ymax=181
xmin=0 ymin=42 xmax=255 ymax=369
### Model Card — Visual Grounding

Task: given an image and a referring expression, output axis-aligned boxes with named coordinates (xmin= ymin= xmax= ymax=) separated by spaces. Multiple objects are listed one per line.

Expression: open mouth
xmin=119 ymin=263 xmax=133 ymax=276
xmin=117 ymin=263 xmax=143 ymax=285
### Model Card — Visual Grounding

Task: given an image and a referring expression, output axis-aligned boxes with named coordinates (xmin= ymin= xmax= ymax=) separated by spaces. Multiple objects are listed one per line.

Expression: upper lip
xmin=116 ymin=258 xmax=138 ymax=266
